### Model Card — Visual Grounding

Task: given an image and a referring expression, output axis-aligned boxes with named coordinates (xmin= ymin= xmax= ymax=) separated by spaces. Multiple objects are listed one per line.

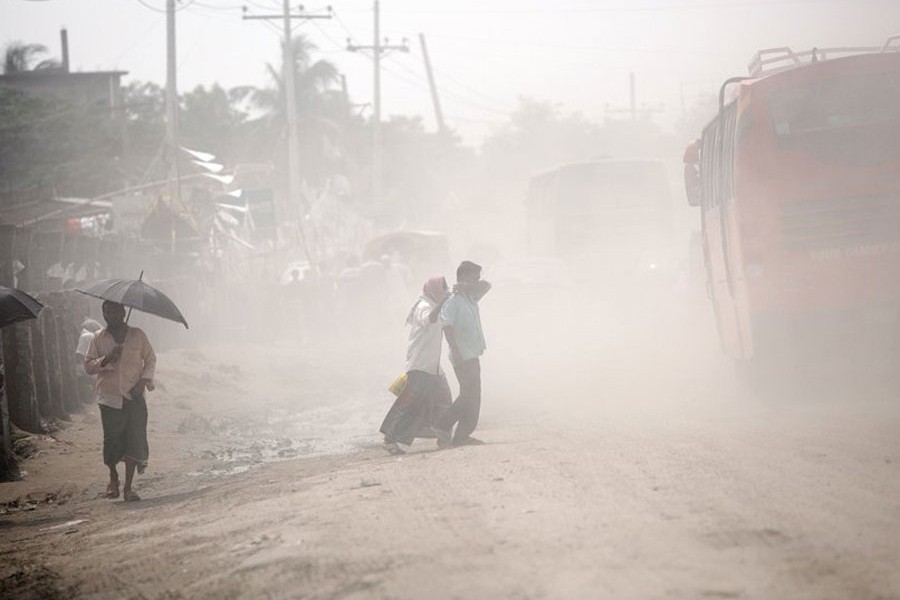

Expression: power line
xmin=395 ymin=51 xmax=510 ymax=113
xmin=378 ymin=61 xmax=510 ymax=119
xmin=331 ymin=9 xmax=360 ymax=44
xmin=134 ymin=0 xmax=196 ymax=13
xmin=311 ymin=19 xmax=357 ymax=55
xmin=386 ymin=54 xmax=510 ymax=115
xmin=112 ymin=14 xmax=164 ymax=63
xmin=337 ymin=35 xmax=512 ymax=119
xmin=391 ymin=31 xmax=716 ymax=57
xmin=190 ymin=0 xmax=245 ymax=10
xmin=378 ymin=0 xmax=851 ymax=14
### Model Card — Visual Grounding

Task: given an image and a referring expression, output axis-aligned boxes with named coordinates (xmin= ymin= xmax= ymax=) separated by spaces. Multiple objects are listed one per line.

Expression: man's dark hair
xmin=456 ymin=260 xmax=482 ymax=282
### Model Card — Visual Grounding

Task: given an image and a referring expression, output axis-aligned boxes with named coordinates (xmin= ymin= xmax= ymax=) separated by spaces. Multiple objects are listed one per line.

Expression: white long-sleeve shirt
xmin=405 ymin=298 xmax=443 ymax=375
xmin=84 ymin=326 xmax=156 ymax=409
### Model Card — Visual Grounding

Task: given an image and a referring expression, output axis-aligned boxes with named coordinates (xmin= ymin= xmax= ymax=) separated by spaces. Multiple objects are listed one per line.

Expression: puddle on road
xmin=184 ymin=395 xmax=384 ymax=478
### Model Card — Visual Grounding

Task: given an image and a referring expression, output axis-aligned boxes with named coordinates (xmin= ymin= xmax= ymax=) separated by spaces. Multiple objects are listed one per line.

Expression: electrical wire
xmin=379 ymin=0 xmax=851 ymax=15
xmin=387 ymin=54 xmax=511 ymax=115
xmin=379 ymin=61 xmax=511 ymax=119
xmin=190 ymin=0 xmax=245 ymax=10
xmin=185 ymin=3 xmax=244 ymax=19
xmin=310 ymin=18 xmax=513 ymax=119
xmin=331 ymin=10 xmax=360 ymax=44
xmin=134 ymin=0 xmax=197 ymax=13
xmin=111 ymin=14 xmax=164 ymax=64
xmin=395 ymin=51 xmax=510 ymax=112
xmin=390 ymin=31 xmax=716 ymax=57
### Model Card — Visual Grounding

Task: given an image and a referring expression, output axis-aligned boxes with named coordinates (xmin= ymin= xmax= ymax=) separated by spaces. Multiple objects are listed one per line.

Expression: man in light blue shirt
xmin=437 ymin=260 xmax=491 ymax=446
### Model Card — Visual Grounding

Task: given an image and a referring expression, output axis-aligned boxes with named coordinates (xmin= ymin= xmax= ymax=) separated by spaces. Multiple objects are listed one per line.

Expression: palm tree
xmin=3 ymin=41 xmax=59 ymax=74
xmin=249 ymin=34 xmax=351 ymax=185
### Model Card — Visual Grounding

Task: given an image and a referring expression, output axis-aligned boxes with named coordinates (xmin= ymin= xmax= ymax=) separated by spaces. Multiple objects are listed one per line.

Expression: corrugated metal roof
xmin=0 ymin=197 xmax=111 ymax=227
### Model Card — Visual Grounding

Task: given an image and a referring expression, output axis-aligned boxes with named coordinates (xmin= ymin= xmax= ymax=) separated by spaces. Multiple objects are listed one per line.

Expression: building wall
xmin=0 ymin=71 xmax=126 ymax=109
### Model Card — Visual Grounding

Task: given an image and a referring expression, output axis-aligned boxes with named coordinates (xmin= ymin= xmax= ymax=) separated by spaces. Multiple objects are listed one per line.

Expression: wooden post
xmin=29 ymin=305 xmax=53 ymax=420
xmin=0 ymin=226 xmax=42 ymax=433
xmin=0 ymin=225 xmax=14 ymax=471
xmin=2 ymin=226 xmax=41 ymax=433
xmin=53 ymin=293 xmax=79 ymax=414
xmin=42 ymin=306 xmax=65 ymax=417
xmin=2 ymin=325 xmax=40 ymax=433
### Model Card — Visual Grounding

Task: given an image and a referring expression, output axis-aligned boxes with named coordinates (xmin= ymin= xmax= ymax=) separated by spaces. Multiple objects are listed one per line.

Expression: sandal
xmin=382 ymin=441 xmax=406 ymax=456
xmin=123 ymin=490 xmax=141 ymax=502
xmin=105 ymin=483 xmax=120 ymax=499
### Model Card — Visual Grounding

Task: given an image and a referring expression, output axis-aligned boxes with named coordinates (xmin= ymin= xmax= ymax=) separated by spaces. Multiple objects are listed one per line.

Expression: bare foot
xmin=105 ymin=482 xmax=120 ymax=499
xmin=123 ymin=490 xmax=141 ymax=502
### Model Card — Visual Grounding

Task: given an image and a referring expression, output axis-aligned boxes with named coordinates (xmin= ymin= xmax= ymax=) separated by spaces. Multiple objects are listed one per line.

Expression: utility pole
xmin=418 ymin=33 xmax=446 ymax=134
xmin=347 ymin=1 xmax=408 ymax=204
xmin=242 ymin=4 xmax=330 ymax=259
xmin=605 ymin=72 xmax=663 ymax=122
xmin=281 ymin=0 xmax=302 ymax=226
xmin=165 ymin=0 xmax=180 ymax=208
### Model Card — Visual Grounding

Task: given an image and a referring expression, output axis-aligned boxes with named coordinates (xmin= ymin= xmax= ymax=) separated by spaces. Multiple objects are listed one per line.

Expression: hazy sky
xmin=2 ymin=0 xmax=900 ymax=143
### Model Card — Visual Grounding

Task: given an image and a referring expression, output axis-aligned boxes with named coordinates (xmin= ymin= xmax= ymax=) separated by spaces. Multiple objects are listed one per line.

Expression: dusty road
xmin=1 ymin=303 xmax=899 ymax=599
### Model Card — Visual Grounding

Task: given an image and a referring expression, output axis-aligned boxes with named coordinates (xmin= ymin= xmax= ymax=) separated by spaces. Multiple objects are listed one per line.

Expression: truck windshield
xmin=767 ymin=70 xmax=900 ymax=164
xmin=769 ymin=70 xmax=900 ymax=135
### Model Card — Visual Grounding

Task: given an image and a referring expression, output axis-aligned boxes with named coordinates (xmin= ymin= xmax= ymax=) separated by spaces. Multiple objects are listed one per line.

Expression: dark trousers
xmin=440 ymin=358 xmax=481 ymax=443
xmin=100 ymin=395 xmax=149 ymax=467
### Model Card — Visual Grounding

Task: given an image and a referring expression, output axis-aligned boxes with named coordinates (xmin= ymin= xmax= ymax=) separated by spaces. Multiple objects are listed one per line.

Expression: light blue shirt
xmin=441 ymin=291 xmax=486 ymax=361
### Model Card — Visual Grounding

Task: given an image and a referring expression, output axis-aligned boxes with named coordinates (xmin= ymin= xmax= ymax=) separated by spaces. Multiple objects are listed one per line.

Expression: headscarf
xmin=423 ymin=276 xmax=449 ymax=304
xmin=81 ymin=318 xmax=102 ymax=333
xmin=406 ymin=276 xmax=448 ymax=324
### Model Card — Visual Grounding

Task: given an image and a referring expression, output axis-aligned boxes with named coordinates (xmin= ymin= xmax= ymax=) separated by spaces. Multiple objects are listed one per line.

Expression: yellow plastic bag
xmin=388 ymin=373 xmax=408 ymax=396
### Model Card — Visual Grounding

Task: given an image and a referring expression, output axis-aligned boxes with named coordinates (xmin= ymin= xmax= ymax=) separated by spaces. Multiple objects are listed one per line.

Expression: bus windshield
xmin=556 ymin=161 xmax=669 ymax=214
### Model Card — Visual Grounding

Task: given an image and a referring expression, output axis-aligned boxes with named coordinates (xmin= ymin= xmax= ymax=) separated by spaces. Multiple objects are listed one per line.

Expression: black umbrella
xmin=0 ymin=286 xmax=44 ymax=329
xmin=77 ymin=273 xmax=189 ymax=329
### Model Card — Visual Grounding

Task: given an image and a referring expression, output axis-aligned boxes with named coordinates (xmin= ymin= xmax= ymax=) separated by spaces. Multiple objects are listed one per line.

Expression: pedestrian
xmin=76 ymin=318 xmax=102 ymax=402
xmin=84 ymin=301 xmax=156 ymax=502
xmin=380 ymin=276 xmax=453 ymax=454
xmin=75 ymin=318 xmax=102 ymax=368
xmin=437 ymin=261 xmax=491 ymax=447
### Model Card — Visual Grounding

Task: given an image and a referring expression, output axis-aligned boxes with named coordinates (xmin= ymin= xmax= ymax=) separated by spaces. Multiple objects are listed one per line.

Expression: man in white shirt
xmin=84 ymin=301 xmax=156 ymax=502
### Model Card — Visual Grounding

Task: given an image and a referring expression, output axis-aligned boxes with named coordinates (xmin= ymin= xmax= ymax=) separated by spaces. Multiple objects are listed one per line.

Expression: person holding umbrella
xmin=84 ymin=301 xmax=156 ymax=502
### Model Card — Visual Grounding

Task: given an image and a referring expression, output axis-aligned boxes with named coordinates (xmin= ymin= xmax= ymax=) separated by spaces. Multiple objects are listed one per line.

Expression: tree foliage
xmin=2 ymin=41 xmax=59 ymax=74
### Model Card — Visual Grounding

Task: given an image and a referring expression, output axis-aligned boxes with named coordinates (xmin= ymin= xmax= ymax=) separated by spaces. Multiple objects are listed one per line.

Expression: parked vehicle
xmin=684 ymin=38 xmax=900 ymax=380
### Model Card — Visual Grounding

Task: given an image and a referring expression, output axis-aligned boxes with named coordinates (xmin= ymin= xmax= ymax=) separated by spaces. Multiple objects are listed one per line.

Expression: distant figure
xmin=380 ymin=276 xmax=453 ymax=454
xmin=437 ymin=261 xmax=491 ymax=446
xmin=75 ymin=318 xmax=102 ymax=369
xmin=283 ymin=268 xmax=305 ymax=338
xmin=76 ymin=318 xmax=103 ymax=402
xmin=84 ymin=301 xmax=156 ymax=502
